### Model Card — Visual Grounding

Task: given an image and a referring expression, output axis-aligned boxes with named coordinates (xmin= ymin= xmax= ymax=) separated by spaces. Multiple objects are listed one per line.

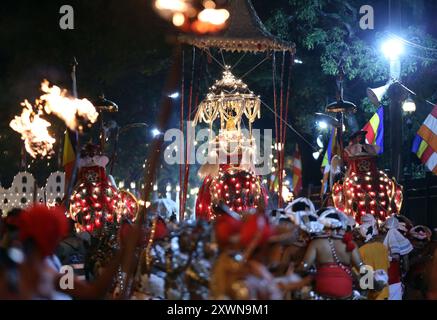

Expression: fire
xmin=10 ymin=79 xmax=99 ymax=158
xmin=39 ymin=80 xmax=98 ymax=131
xmin=9 ymin=100 xmax=56 ymax=158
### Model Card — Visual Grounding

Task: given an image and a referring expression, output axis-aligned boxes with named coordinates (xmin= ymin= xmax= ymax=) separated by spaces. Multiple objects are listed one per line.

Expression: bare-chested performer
xmin=300 ymin=207 xmax=363 ymax=299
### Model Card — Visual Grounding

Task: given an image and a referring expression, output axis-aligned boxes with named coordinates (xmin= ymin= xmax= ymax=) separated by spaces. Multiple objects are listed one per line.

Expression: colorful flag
xmin=292 ymin=144 xmax=302 ymax=196
xmin=412 ymin=105 xmax=437 ymax=174
xmin=269 ymin=172 xmax=279 ymax=193
xmin=62 ymin=130 xmax=78 ymax=188
xmin=362 ymin=106 xmax=384 ymax=154
xmin=321 ymin=128 xmax=340 ymax=194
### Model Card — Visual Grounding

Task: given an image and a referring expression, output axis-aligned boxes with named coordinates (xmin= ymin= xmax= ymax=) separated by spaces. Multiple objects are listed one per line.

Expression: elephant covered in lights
xmin=332 ymin=155 xmax=403 ymax=224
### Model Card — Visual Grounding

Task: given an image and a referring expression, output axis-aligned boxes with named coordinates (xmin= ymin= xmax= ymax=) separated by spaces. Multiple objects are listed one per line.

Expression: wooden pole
xmin=64 ymin=58 xmax=80 ymax=208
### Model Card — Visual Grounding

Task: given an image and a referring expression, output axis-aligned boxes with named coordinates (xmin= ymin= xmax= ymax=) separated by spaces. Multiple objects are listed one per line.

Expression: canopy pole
xmin=181 ymin=47 xmax=197 ymax=220
xmin=278 ymin=51 xmax=286 ymax=207
xmin=179 ymin=49 xmax=185 ymax=221
xmin=281 ymin=52 xmax=294 ymax=194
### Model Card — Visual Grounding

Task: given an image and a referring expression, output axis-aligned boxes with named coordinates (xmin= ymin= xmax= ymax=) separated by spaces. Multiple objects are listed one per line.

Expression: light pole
xmin=387 ymin=82 xmax=408 ymax=181
xmin=381 ymin=37 xmax=407 ymax=181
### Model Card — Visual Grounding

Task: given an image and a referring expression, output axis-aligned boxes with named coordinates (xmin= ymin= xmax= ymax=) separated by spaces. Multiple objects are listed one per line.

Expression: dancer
xmin=382 ymin=216 xmax=413 ymax=300
xmin=358 ymin=214 xmax=389 ymax=299
xmin=300 ymin=207 xmax=363 ymax=299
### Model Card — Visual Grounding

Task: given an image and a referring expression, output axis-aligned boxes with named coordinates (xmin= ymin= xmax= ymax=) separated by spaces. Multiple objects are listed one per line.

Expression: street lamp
xmin=168 ymin=92 xmax=179 ymax=99
xmin=402 ymin=97 xmax=416 ymax=113
xmin=317 ymin=121 xmax=328 ymax=130
xmin=381 ymin=36 xmax=407 ymax=181
xmin=381 ymin=37 xmax=404 ymax=80
xmin=381 ymin=38 xmax=404 ymax=61
xmin=294 ymin=58 xmax=303 ymax=64
xmin=151 ymin=128 xmax=161 ymax=137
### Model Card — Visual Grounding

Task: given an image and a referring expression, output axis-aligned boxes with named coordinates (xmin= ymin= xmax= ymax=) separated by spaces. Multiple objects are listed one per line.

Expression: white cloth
xmin=285 ymin=198 xmax=323 ymax=234
xmin=374 ymin=269 xmax=388 ymax=286
xmin=388 ymin=282 xmax=403 ymax=300
xmin=383 ymin=217 xmax=413 ymax=256
xmin=284 ymin=197 xmax=316 ymax=215
xmin=289 ymin=211 xmax=324 ymax=234
xmin=318 ymin=207 xmax=349 ymax=230
xmin=359 ymin=214 xmax=378 ymax=242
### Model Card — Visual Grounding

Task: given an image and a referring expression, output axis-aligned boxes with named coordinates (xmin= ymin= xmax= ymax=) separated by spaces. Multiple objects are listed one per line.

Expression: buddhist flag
xmin=292 ymin=144 xmax=302 ymax=196
xmin=321 ymin=128 xmax=340 ymax=194
xmin=321 ymin=128 xmax=339 ymax=168
xmin=362 ymin=106 xmax=384 ymax=154
xmin=412 ymin=105 xmax=437 ymax=174
xmin=63 ymin=130 xmax=77 ymax=187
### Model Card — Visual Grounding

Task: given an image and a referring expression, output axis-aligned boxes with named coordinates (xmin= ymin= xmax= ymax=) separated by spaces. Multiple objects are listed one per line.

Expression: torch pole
xmin=64 ymin=57 xmax=81 ymax=209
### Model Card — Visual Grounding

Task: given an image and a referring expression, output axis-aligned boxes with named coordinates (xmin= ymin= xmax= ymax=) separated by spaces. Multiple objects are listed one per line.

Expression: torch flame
xmin=39 ymin=80 xmax=99 ymax=130
xmin=10 ymin=79 xmax=99 ymax=158
xmin=9 ymin=100 xmax=56 ymax=158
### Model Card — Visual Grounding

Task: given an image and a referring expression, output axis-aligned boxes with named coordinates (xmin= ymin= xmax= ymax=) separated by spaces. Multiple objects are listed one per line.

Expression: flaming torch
xmin=39 ymin=80 xmax=99 ymax=131
xmin=9 ymin=100 xmax=56 ymax=158
xmin=9 ymin=80 xmax=99 ymax=159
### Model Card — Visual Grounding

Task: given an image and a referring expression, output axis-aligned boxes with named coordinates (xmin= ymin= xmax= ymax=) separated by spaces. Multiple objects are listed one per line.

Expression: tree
xmin=261 ymin=0 xmax=437 ymax=178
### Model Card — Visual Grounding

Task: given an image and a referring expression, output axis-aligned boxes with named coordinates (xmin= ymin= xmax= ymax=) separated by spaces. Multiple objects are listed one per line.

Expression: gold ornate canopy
xmin=193 ymin=67 xmax=260 ymax=137
xmin=179 ymin=0 xmax=295 ymax=53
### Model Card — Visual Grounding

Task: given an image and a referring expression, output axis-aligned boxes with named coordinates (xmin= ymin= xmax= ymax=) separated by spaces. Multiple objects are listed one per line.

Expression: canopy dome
xmin=179 ymin=0 xmax=295 ymax=53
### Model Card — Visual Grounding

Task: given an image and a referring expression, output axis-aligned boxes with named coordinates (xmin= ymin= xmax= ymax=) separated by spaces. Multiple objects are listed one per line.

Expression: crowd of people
xmin=0 ymin=199 xmax=436 ymax=300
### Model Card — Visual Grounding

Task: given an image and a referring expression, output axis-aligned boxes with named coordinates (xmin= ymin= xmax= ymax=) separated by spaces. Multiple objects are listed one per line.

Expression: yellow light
xmin=203 ymin=0 xmax=216 ymax=9
xmin=172 ymin=12 xmax=185 ymax=27
xmin=155 ymin=0 xmax=187 ymax=12
xmin=198 ymin=8 xmax=230 ymax=25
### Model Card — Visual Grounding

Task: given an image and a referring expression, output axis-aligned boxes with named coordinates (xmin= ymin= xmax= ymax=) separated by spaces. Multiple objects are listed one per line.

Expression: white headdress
xmin=383 ymin=217 xmax=413 ymax=256
xmin=284 ymin=198 xmax=323 ymax=234
xmin=317 ymin=207 xmax=349 ymax=230
xmin=359 ymin=214 xmax=378 ymax=242
xmin=409 ymin=225 xmax=432 ymax=241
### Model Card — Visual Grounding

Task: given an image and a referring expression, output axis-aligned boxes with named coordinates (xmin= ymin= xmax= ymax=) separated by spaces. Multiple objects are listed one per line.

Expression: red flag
xmin=292 ymin=144 xmax=302 ymax=196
